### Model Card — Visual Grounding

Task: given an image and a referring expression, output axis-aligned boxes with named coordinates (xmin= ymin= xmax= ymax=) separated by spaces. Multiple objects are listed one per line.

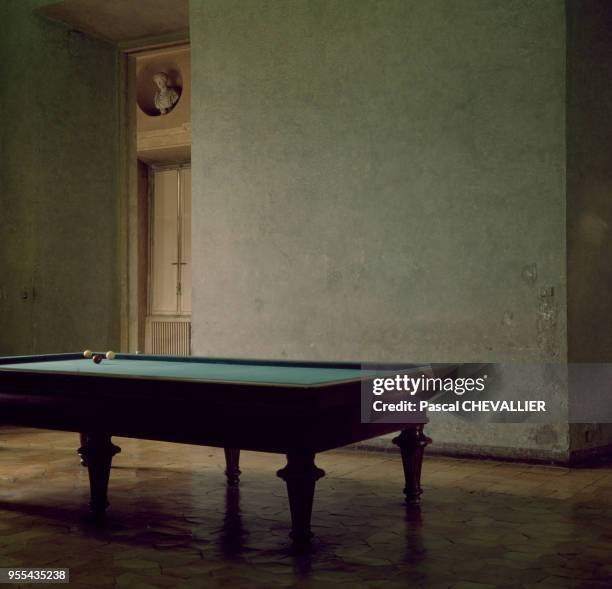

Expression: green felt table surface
xmin=0 ymin=354 xmax=374 ymax=386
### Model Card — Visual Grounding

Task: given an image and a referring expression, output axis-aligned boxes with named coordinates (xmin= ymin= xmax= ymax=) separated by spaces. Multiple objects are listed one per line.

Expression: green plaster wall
xmin=190 ymin=1 xmax=568 ymax=458
xmin=566 ymin=0 xmax=612 ymax=456
xmin=2 ymin=1 xmax=609 ymax=461
xmin=567 ymin=0 xmax=612 ymax=363
xmin=0 ymin=1 xmax=121 ymax=354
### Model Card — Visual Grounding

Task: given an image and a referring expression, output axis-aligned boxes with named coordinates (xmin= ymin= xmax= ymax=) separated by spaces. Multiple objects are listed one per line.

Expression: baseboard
xmin=347 ymin=439 xmax=571 ymax=466
xmin=568 ymin=443 xmax=612 ymax=467
xmin=349 ymin=438 xmax=612 ymax=467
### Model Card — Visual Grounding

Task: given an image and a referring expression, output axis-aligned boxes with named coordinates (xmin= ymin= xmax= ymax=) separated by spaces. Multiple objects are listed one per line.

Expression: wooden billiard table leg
xmin=78 ymin=433 xmax=88 ymax=466
xmin=78 ymin=433 xmax=121 ymax=518
xmin=392 ymin=425 xmax=432 ymax=505
xmin=224 ymin=448 xmax=241 ymax=486
xmin=277 ymin=452 xmax=325 ymax=545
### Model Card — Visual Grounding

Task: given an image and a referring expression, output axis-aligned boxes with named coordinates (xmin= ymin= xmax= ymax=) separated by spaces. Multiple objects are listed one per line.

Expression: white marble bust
xmin=153 ymin=72 xmax=180 ymax=115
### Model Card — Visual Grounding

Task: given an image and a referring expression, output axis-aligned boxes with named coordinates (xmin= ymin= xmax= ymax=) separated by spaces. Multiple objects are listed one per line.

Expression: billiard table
xmin=0 ymin=353 xmax=434 ymax=544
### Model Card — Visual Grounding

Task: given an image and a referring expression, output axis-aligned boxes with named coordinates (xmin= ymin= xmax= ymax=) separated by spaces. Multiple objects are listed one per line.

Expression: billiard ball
xmin=93 ymin=354 xmax=103 ymax=364
xmin=83 ymin=350 xmax=93 ymax=359
xmin=105 ymin=351 xmax=116 ymax=360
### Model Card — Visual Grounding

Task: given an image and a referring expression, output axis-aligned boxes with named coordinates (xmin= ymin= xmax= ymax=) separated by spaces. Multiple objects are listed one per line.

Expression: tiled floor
xmin=1 ymin=428 xmax=612 ymax=589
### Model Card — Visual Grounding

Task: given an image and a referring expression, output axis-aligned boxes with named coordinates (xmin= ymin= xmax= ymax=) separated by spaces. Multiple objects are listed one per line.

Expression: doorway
xmin=127 ymin=43 xmax=192 ymax=354
xmin=145 ymin=164 xmax=192 ymax=354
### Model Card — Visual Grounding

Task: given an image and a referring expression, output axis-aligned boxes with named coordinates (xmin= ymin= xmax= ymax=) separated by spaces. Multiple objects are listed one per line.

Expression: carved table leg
xmin=392 ymin=425 xmax=432 ymax=505
xmin=224 ymin=448 xmax=241 ymax=486
xmin=78 ymin=434 xmax=121 ymax=518
xmin=277 ymin=452 xmax=325 ymax=545
xmin=78 ymin=433 xmax=88 ymax=466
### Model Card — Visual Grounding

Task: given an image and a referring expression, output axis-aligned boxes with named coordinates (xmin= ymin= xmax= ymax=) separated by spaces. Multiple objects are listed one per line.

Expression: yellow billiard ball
xmin=105 ymin=351 xmax=116 ymax=360
xmin=83 ymin=350 xmax=93 ymax=358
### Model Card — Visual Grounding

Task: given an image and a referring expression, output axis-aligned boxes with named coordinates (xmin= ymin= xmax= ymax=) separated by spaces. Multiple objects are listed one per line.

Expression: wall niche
xmin=136 ymin=45 xmax=191 ymax=162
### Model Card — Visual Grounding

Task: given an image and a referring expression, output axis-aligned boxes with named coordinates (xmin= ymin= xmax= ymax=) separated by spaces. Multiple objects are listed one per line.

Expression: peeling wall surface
xmin=190 ymin=0 xmax=568 ymax=456
xmin=0 ymin=1 xmax=121 ymax=354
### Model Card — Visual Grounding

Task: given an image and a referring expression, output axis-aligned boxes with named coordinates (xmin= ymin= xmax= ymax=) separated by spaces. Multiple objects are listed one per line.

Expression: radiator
xmin=147 ymin=320 xmax=191 ymax=356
